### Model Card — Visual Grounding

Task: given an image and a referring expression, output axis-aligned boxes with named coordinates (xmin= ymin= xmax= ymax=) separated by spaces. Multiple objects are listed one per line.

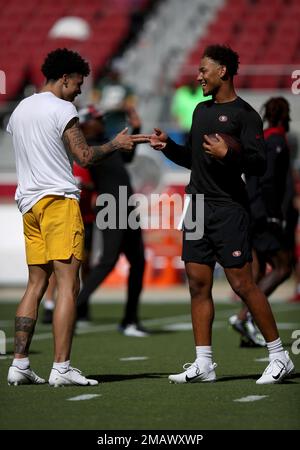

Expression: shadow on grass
xmin=217 ymin=372 xmax=300 ymax=383
xmin=1 ymin=350 xmax=41 ymax=356
xmin=88 ymin=373 xmax=170 ymax=383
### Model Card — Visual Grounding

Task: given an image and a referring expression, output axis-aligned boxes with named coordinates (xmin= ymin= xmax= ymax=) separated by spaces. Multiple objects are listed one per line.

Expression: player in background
xmin=229 ymin=97 xmax=298 ymax=346
xmin=76 ymin=106 xmax=148 ymax=337
xmin=148 ymin=45 xmax=294 ymax=384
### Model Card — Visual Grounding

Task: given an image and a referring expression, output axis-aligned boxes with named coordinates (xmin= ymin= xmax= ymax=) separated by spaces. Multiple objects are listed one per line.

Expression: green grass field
xmin=0 ymin=300 xmax=299 ymax=430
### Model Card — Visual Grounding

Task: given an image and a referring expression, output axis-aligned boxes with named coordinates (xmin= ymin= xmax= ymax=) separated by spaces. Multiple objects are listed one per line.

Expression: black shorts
xmin=182 ymin=199 xmax=252 ymax=268
xmin=251 ymin=221 xmax=288 ymax=255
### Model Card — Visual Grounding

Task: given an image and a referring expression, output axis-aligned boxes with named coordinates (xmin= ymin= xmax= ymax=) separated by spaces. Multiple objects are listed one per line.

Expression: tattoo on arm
xmin=63 ymin=121 xmax=120 ymax=167
xmin=15 ymin=317 xmax=36 ymax=356
xmin=90 ymin=141 xmax=121 ymax=164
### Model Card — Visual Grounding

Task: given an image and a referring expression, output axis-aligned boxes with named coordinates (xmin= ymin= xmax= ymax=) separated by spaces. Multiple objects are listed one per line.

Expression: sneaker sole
xmin=8 ymin=380 xmax=45 ymax=385
xmin=49 ymin=381 xmax=88 ymax=387
xmin=169 ymin=377 xmax=216 ymax=384
xmin=49 ymin=380 xmax=98 ymax=387
xmin=169 ymin=380 xmax=216 ymax=384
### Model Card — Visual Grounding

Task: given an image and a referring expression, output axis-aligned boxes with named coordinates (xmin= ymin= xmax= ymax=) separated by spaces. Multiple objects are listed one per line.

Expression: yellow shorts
xmin=23 ymin=195 xmax=84 ymax=265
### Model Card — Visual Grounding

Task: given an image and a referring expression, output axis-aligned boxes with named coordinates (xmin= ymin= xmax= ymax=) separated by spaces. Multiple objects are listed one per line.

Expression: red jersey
xmin=73 ymin=162 xmax=96 ymax=224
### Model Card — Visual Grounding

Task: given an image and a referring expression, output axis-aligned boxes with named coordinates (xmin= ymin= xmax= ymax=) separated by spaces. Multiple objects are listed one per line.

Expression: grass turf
xmin=0 ymin=301 xmax=299 ymax=430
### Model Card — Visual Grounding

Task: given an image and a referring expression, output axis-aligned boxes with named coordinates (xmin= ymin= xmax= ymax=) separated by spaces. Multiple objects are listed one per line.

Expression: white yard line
xmin=4 ymin=309 xmax=300 ymax=344
xmin=119 ymin=357 xmax=149 ymax=361
xmin=234 ymin=395 xmax=268 ymax=402
xmin=4 ymin=315 xmax=191 ymax=344
xmin=67 ymin=394 xmax=101 ymax=401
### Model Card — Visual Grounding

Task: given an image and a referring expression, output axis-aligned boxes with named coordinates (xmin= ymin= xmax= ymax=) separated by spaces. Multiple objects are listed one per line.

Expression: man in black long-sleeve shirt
xmin=76 ymin=107 xmax=147 ymax=337
xmin=149 ymin=45 xmax=294 ymax=384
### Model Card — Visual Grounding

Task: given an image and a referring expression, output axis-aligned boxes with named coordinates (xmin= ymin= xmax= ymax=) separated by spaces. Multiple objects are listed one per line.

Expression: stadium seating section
xmin=176 ymin=0 xmax=300 ymax=89
xmin=0 ymin=0 xmax=150 ymax=103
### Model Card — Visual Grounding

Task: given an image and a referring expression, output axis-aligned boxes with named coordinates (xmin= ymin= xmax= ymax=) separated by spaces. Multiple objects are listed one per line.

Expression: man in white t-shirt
xmin=6 ymin=48 xmax=148 ymax=387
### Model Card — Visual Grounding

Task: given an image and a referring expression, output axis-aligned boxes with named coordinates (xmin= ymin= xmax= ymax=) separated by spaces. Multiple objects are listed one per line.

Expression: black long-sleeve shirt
xmin=87 ymin=127 xmax=140 ymax=199
xmin=163 ymin=97 xmax=266 ymax=207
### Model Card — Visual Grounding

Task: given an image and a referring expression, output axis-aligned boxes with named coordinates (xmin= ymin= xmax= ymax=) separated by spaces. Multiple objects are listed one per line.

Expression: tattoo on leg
xmin=15 ymin=317 xmax=36 ymax=356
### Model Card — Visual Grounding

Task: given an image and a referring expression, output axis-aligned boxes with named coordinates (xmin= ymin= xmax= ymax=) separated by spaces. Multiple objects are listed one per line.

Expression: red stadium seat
xmin=248 ymin=75 xmax=282 ymax=90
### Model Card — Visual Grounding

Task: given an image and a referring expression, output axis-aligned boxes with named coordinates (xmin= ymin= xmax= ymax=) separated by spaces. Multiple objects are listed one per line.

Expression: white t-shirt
xmin=6 ymin=92 xmax=80 ymax=214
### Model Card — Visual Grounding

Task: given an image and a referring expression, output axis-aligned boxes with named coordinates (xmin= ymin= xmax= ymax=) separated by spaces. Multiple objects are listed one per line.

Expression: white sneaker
xmin=121 ymin=324 xmax=149 ymax=337
xmin=48 ymin=367 xmax=99 ymax=387
xmin=7 ymin=365 xmax=46 ymax=386
xmin=256 ymin=351 xmax=294 ymax=385
xmin=169 ymin=360 xmax=217 ymax=384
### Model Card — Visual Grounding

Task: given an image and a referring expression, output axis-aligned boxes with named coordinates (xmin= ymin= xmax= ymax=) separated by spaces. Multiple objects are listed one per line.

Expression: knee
xmin=28 ymin=276 xmax=49 ymax=299
xmin=55 ymin=276 xmax=80 ymax=301
xmin=188 ymin=277 xmax=211 ymax=300
xmin=68 ymin=276 xmax=81 ymax=300
xmin=231 ymin=278 xmax=254 ymax=297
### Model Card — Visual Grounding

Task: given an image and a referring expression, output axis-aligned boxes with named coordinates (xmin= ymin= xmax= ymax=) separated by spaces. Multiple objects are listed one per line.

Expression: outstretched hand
xmin=113 ymin=127 xmax=151 ymax=152
xmin=149 ymin=128 xmax=168 ymax=150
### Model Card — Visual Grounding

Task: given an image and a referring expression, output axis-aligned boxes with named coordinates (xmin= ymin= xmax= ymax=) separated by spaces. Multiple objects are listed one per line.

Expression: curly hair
xmin=41 ymin=48 xmax=90 ymax=81
xmin=202 ymin=44 xmax=239 ymax=78
xmin=262 ymin=97 xmax=290 ymax=131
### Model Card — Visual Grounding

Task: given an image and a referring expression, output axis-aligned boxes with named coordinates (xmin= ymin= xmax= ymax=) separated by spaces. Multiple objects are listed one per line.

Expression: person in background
xmin=73 ymin=160 xmax=97 ymax=281
xmin=76 ymin=105 xmax=148 ymax=337
xmin=93 ymin=63 xmax=137 ymax=139
xmin=171 ymin=79 xmax=212 ymax=141
xmin=229 ymin=97 xmax=297 ymax=346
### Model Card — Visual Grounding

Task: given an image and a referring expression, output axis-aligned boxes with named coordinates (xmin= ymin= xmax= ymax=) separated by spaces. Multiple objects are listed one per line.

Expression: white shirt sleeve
xmin=56 ymin=102 xmax=79 ymax=137
xmin=6 ymin=116 xmax=13 ymax=135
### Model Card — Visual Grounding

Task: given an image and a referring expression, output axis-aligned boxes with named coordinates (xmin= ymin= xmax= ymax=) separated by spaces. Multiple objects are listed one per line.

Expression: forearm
xmin=63 ymin=120 xmax=130 ymax=167
xmin=85 ymin=140 xmax=121 ymax=166
xmin=162 ymin=138 xmax=192 ymax=169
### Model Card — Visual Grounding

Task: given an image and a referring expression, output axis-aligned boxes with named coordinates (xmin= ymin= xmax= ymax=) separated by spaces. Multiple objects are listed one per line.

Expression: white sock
xmin=13 ymin=357 xmax=30 ymax=369
xmin=267 ymin=338 xmax=286 ymax=361
xmin=196 ymin=346 xmax=213 ymax=363
xmin=44 ymin=299 xmax=55 ymax=310
xmin=53 ymin=360 xmax=70 ymax=372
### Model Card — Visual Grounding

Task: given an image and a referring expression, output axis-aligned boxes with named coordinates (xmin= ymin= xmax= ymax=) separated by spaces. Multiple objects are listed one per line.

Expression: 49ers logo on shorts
xmin=218 ymin=115 xmax=228 ymax=122
xmin=232 ymin=250 xmax=242 ymax=257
